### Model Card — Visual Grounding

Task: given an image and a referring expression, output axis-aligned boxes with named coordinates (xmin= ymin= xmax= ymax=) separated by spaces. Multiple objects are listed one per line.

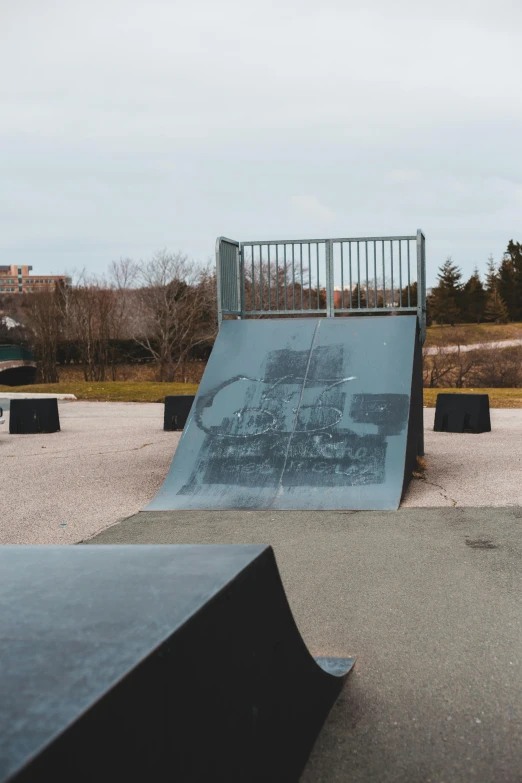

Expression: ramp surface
xmin=0 ymin=545 xmax=352 ymax=783
xmin=146 ymin=316 xmax=420 ymax=511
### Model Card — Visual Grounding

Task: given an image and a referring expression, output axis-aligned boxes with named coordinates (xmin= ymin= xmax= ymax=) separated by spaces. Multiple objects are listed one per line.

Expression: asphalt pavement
xmin=89 ymin=506 xmax=522 ymax=783
xmin=2 ymin=403 xmax=521 ymax=546
xmin=2 ymin=400 xmax=521 ymax=780
xmin=0 ymin=401 xmax=179 ymax=544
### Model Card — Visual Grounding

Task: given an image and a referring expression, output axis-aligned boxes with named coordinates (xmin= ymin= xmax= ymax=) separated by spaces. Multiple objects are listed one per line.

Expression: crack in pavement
xmin=2 ymin=442 xmax=162 ymax=459
xmin=424 ymin=479 xmax=458 ymax=507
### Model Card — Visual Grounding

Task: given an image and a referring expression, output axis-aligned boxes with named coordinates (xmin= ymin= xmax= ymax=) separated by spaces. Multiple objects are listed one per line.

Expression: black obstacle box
xmin=434 ymin=393 xmax=491 ymax=434
xmin=164 ymin=395 xmax=194 ymax=431
xmin=9 ymin=398 xmax=60 ymax=434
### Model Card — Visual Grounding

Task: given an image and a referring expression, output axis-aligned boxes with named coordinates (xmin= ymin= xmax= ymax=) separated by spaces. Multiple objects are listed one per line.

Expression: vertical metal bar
xmin=407 ymin=240 xmax=411 ymax=307
xmin=267 ymin=245 xmax=271 ymax=310
xmin=316 ymin=243 xmax=320 ymax=309
xmin=357 ymin=241 xmax=361 ymax=308
xmin=240 ymin=245 xmax=246 ymax=316
xmin=398 ymin=240 xmax=403 ymax=307
xmin=283 ymin=244 xmax=288 ymax=310
xmin=382 ymin=241 xmax=386 ymax=307
xmin=340 ymin=243 xmax=345 ymax=309
xmin=291 ymin=243 xmax=296 ymax=309
xmin=390 ymin=241 xmax=394 ymax=309
xmin=238 ymin=245 xmax=244 ymax=317
xmin=348 ymin=242 xmax=353 ymax=309
xmin=417 ymin=230 xmax=426 ymax=342
xmin=365 ymin=241 xmax=369 ymax=308
xmin=416 ymin=229 xmax=426 ymax=458
xmin=325 ymin=239 xmax=334 ymax=317
xmin=308 ymin=242 xmax=312 ymax=310
xmin=300 ymin=243 xmax=304 ymax=310
xmin=373 ymin=240 xmax=377 ymax=308
xmin=421 ymin=233 xmax=425 ymax=305
xmin=216 ymin=237 xmax=223 ymax=327
xmin=251 ymin=245 xmax=256 ymax=311
xmin=275 ymin=245 xmax=280 ymax=310
xmin=259 ymin=245 xmax=263 ymax=311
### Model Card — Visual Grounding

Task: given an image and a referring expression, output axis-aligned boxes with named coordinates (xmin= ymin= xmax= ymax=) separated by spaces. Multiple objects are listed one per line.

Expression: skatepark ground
xmin=1 ymin=400 xmax=521 ymax=781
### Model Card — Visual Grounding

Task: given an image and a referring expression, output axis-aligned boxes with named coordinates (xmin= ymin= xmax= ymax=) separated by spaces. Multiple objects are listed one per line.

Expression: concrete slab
xmin=404 ymin=408 xmax=522 ymax=507
xmin=88 ymin=506 xmax=522 ymax=783
xmin=2 ymin=402 xmax=522 ymax=546
xmin=0 ymin=401 xmax=179 ymax=545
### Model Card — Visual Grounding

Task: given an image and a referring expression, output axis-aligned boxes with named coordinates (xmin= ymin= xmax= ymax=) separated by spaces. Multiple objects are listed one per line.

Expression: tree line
xmin=1 ymin=252 xmax=218 ymax=383
xmin=428 ymin=240 xmax=522 ymax=326
xmin=2 ymin=239 xmax=521 ymax=385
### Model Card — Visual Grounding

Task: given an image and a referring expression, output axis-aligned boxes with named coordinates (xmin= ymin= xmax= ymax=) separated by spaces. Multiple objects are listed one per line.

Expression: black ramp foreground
xmin=0 ymin=545 xmax=353 ymax=783
xmin=146 ymin=315 xmax=422 ymax=511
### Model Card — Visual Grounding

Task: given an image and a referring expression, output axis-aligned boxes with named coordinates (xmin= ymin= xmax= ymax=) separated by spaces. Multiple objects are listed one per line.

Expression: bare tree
xmin=108 ymin=258 xmax=140 ymax=291
xmin=108 ymin=258 xmax=140 ymax=338
xmin=63 ymin=276 xmax=117 ymax=381
xmin=453 ymin=343 xmax=482 ymax=388
xmin=23 ymin=287 xmax=64 ymax=382
xmin=422 ymin=343 xmax=456 ymax=388
xmin=475 ymin=345 xmax=522 ymax=387
xmin=134 ymin=250 xmax=217 ymax=382
xmin=242 ymin=257 xmax=323 ymax=313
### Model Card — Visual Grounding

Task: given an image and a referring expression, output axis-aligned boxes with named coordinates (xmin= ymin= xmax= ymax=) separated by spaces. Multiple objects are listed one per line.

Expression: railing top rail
xmin=216 ymin=236 xmax=240 ymax=246
xmin=240 ymin=234 xmax=420 ymax=246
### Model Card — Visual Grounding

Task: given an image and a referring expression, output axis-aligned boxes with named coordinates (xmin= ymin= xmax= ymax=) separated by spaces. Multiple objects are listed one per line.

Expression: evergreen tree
xmin=485 ymin=255 xmax=498 ymax=293
xmin=505 ymin=240 xmax=522 ymax=320
xmin=350 ymin=284 xmax=366 ymax=308
xmin=463 ymin=268 xmax=486 ymax=323
xmin=438 ymin=257 xmax=463 ymax=289
xmin=399 ymin=281 xmax=417 ymax=308
xmin=484 ymin=289 xmax=509 ymax=324
xmin=497 ymin=254 xmax=517 ymax=321
xmin=430 ymin=257 xmax=463 ymax=325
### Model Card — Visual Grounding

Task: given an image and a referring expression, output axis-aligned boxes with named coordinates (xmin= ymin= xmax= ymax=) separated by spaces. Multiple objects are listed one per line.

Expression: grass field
xmin=425 ymin=322 xmax=522 ymax=346
xmin=2 ymin=382 xmax=522 ymax=407
xmin=0 ymin=382 xmax=198 ymax=403
xmin=423 ymin=388 xmax=522 ymax=408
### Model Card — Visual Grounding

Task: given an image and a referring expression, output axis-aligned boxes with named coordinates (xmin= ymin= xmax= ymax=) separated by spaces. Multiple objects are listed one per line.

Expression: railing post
xmin=216 ymin=237 xmax=241 ymax=328
xmin=416 ymin=230 xmax=426 ymax=343
xmin=416 ymin=229 xmax=426 ymax=458
xmin=325 ymin=240 xmax=334 ymax=317
xmin=237 ymin=245 xmax=244 ymax=319
xmin=216 ymin=237 xmax=223 ymax=328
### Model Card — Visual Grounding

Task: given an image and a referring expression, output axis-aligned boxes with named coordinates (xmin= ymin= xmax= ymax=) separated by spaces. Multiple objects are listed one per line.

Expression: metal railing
xmin=216 ymin=231 xmax=426 ymax=340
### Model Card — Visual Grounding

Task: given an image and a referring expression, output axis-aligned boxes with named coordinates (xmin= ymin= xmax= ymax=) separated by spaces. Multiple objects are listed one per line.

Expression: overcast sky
xmin=2 ymin=0 xmax=521 ymax=285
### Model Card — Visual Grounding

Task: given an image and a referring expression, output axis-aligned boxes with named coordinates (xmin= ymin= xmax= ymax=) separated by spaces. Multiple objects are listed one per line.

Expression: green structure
xmin=0 ymin=345 xmax=36 ymax=386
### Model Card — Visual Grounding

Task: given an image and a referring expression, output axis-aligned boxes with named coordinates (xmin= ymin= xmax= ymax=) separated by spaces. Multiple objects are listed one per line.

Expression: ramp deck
xmin=147 ymin=316 xmax=422 ymax=511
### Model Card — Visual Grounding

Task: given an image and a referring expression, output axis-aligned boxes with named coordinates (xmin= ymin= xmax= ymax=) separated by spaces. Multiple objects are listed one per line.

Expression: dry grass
xmin=425 ymin=322 xmax=522 ymax=347
xmin=0 ymin=382 xmax=198 ymax=403
xmin=412 ymin=455 xmax=428 ymax=479
xmin=423 ymin=388 xmax=522 ymax=408
xmin=2 ymin=383 xmax=522 ymax=407
xmin=56 ymin=362 xmax=206 ymax=384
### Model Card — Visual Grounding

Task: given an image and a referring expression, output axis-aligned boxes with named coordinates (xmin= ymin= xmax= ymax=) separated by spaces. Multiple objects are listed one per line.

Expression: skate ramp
xmin=0 ymin=545 xmax=353 ymax=782
xmin=146 ymin=316 xmax=422 ymax=511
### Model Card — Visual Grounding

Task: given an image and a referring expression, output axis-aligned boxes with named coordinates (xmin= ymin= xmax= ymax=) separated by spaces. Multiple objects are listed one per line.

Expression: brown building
xmin=0 ymin=265 xmax=71 ymax=294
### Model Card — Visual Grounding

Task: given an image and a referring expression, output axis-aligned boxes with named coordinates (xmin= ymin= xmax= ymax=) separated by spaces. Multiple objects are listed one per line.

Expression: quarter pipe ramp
xmin=146 ymin=315 xmax=422 ymax=511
